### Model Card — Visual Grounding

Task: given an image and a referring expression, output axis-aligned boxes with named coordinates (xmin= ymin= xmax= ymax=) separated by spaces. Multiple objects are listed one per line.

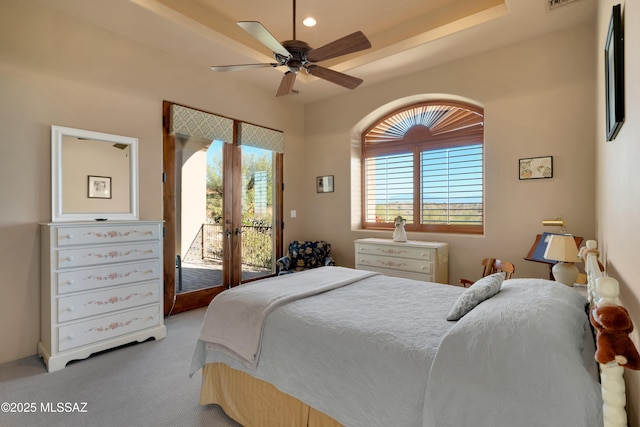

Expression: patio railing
xmin=201 ymin=223 xmax=272 ymax=269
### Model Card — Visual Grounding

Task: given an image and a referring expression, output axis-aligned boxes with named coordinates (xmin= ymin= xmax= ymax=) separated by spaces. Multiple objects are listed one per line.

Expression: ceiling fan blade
xmin=305 ymin=65 xmax=363 ymax=90
xmin=307 ymin=31 xmax=371 ymax=63
xmin=237 ymin=21 xmax=290 ymax=57
xmin=275 ymin=71 xmax=297 ymax=97
xmin=210 ymin=63 xmax=279 ymax=72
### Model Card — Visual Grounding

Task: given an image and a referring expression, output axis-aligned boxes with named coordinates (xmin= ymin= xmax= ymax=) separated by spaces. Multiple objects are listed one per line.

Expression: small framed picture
xmin=316 ymin=175 xmax=334 ymax=193
xmin=88 ymin=175 xmax=112 ymax=199
xmin=519 ymin=156 xmax=553 ymax=180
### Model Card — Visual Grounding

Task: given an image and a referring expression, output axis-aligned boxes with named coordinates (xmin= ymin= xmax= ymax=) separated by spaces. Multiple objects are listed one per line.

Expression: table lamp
xmin=543 ymin=234 xmax=580 ymax=286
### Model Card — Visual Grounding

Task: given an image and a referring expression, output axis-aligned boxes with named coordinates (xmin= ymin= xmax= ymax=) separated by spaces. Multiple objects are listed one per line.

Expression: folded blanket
xmin=196 ymin=266 xmax=379 ymax=368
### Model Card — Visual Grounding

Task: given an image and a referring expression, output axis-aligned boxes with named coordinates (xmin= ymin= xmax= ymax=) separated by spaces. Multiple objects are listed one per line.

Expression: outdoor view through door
xmin=162 ymin=102 xmax=284 ymax=315
xmin=177 ymin=141 xmax=276 ymax=292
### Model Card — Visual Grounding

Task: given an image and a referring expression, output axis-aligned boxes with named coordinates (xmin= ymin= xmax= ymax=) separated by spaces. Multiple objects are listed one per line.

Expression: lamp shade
xmin=544 ymin=235 xmax=580 ymax=286
xmin=543 ymin=235 xmax=580 ymax=262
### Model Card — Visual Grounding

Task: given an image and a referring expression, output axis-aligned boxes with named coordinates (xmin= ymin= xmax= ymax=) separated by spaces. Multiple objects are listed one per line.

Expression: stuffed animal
xmin=590 ymin=305 xmax=640 ymax=370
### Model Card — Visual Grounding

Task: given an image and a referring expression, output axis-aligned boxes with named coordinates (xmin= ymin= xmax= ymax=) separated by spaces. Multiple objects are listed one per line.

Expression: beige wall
xmin=2 ymin=1 xmax=639 ymax=422
xmin=303 ymin=24 xmax=596 ymax=284
xmin=596 ymin=1 xmax=639 ymax=423
xmin=0 ymin=1 xmax=305 ymax=363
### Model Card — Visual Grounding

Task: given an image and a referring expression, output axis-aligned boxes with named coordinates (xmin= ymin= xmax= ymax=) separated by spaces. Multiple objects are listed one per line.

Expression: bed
xmin=189 ymin=240 xmax=634 ymax=427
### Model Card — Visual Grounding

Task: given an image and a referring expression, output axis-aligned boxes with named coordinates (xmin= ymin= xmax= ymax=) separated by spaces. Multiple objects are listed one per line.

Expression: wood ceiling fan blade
xmin=307 ymin=31 xmax=371 ymax=63
xmin=210 ymin=63 xmax=279 ymax=72
xmin=237 ymin=21 xmax=291 ymax=57
xmin=305 ymin=65 xmax=363 ymax=90
xmin=275 ymin=71 xmax=297 ymax=97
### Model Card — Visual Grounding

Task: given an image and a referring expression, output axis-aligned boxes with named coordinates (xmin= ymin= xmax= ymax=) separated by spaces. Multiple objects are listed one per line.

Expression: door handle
xmin=235 ymin=227 xmax=243 ymax=236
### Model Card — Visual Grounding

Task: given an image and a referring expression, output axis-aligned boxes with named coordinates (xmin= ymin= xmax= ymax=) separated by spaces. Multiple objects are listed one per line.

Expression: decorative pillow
xmin=446 ymin=272 xmax=505 ymax=321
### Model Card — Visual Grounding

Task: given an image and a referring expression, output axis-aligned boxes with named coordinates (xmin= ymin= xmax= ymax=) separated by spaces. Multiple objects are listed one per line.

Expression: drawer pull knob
xmin=67 ymin=334 xmax=75 ymax=340
xmin=62 ymin=279 xmax=74 ymax=286
xmin=66 ymin=256 xmax=75 ymax=262
xmin=67 ymin=306 xmax=75 ymax=312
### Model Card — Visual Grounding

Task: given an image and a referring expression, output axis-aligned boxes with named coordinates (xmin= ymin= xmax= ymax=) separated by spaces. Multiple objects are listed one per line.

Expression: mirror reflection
xmin=51 ymin=126 xmax=139 ymax=222
xmin=62 ymin=136 xmax=130 ymax=212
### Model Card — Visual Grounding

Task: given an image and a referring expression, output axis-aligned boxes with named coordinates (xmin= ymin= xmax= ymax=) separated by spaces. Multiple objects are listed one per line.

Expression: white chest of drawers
xmin=354 ymin=238 xmax=449 ymax=283
xmin=39 ymin=221 xmax=166 ymax=372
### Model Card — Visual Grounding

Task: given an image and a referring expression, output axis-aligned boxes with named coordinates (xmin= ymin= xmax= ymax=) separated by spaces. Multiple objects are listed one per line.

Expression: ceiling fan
xmin=210 ymin=0 xmax=372 ymax=97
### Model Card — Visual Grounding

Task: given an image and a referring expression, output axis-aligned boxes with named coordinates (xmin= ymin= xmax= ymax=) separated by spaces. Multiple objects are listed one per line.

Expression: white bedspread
xmin=191 ymin=272 xmax=463 ymax=426
xmin=424 ymin=279 xmax=602 ymax=427
xmin=196 ymin=266 xmax=378 ymax=367
xmin=190 ymin=272 xmax=601 ymax=427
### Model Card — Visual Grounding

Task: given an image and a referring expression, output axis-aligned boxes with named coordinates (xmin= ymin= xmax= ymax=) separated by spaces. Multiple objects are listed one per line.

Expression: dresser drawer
xmin=57 ymin=282 xmax=160 ymax=323
xmin=356 ymin=243 xmax=433 ymax=261
xmin=56 ymin=242 xmax=159 ymax=269
xmin=56 ymin=260 xmax=160 ymax=294
xmin=57 ymin=305 xmax=162 ymax=352
xmin=56 ymin=224 xmax=160 ymax=246
xmin=356 ymin=253 xmax=433 ymax=275
xmin=356 ymin=265 xmax=434 ymax=282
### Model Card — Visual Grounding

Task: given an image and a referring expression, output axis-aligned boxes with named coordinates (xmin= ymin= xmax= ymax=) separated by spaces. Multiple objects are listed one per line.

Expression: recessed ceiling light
xmin=303 ymin=17 xmax=316 ymax=27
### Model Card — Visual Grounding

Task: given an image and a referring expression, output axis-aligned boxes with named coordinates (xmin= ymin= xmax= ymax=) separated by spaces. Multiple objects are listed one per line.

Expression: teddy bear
xmin=589 ymin=305 xmax=640 ymax=370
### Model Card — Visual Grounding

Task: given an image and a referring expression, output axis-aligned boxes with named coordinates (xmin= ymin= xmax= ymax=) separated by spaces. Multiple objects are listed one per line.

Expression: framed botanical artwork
xmin=519 ymin=156 xmax=553 ymax=180
xmin=88 ymin=175 xmax=112 ymax=199
xmin=605 ymin=4 xmax=624 ymax=141
xmin=316 ymin=175 xmax=334 ymax=193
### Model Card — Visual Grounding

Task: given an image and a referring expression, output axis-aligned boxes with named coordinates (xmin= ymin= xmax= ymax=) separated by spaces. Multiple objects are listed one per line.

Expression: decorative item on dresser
xmin=39 ymin=221 xmax=166 ymax=372
xmin=354 ymin=238 xmax=448 ymax=283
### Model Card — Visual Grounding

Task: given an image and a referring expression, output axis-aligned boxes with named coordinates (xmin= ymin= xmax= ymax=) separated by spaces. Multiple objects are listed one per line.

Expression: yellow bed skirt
xmin=200 ymin=363 xmax=344 ymax=427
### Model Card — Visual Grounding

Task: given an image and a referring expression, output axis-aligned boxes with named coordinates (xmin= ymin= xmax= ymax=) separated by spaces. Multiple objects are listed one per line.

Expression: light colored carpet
xmin=0 ymin=308 xmax=241 ymax=427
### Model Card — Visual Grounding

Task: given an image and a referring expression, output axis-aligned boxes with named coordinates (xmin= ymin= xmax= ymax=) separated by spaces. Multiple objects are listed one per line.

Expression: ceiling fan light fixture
xmin=303 ymin=17 xmax=316 ymax=27
xmin=211 ymin=0 xmax=371 ymax=97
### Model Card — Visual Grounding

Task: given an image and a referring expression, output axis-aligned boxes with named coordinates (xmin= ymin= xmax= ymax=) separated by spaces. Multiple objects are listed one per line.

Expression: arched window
xmin=362 ymin=100 xmax=484 ymax=234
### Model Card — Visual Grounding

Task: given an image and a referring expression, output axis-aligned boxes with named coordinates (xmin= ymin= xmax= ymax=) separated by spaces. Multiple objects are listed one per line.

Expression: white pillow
xmin=446 ymin=272 xmax=506 ymax=321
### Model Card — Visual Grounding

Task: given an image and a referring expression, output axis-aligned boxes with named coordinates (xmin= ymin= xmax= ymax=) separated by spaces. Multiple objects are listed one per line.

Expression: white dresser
xmin=354 ymin=238 xmax=449 ymax=283
xmin=39 ymin=221 xmax=166 ymax=372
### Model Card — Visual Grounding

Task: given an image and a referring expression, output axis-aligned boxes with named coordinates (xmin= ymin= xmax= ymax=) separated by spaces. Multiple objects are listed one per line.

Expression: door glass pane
xmin=240 ymin=145 xmax=275 ymax=281
xmin=176 ymin=138 xmax=225 ymax=294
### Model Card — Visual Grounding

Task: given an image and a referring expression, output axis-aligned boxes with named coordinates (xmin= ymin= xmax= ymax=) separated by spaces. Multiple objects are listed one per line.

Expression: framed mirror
xmin=51 ymin=125 xmax=139 ymax=222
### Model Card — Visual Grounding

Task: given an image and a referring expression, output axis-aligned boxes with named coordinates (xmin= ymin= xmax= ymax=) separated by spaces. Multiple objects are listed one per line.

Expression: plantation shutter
xmin=364 ymin=153 xmax=414 ymax=223
xmin=421 ymin=144 xmax=483 ymax=226
xmin=362 ymin=101 xmax=484 ymax=234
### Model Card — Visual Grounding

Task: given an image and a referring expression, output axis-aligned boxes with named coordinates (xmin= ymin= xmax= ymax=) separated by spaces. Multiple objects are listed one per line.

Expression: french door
xmin=162 ymin=102 xmax=283 ymax=315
